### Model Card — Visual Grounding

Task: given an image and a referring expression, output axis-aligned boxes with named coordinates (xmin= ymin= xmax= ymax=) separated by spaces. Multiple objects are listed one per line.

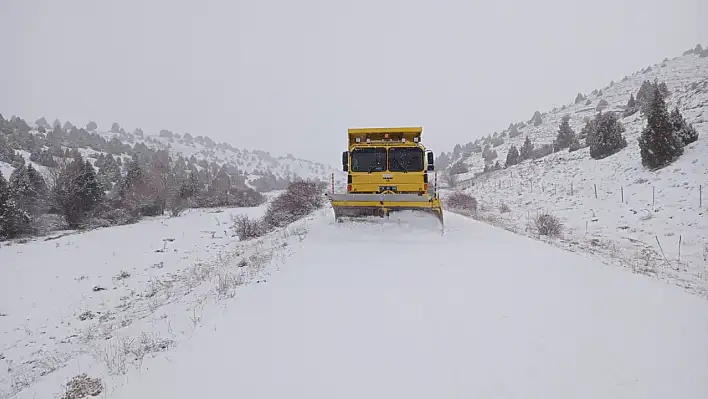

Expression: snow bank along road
xmin=109 ymin=210 xmax=708 ymax=399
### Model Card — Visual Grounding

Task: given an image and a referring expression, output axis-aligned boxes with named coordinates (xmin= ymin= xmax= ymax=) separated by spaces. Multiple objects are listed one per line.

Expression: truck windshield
xmin=350 ymin=147 xmax=387 ymax=172
xmin=388 ymin=147 xmax=424 ymax=172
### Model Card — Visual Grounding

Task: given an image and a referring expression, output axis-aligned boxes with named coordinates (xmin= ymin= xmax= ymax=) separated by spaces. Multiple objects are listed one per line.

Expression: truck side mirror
xmin=427 ymin=151 xmax=434 ymax=171
xmin=342 ymin=151 xmax=348 ymax=171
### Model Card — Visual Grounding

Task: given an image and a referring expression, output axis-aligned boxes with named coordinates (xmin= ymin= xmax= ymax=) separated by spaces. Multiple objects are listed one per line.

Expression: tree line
xmin=0 ymin=116 xmax=273 ymax=241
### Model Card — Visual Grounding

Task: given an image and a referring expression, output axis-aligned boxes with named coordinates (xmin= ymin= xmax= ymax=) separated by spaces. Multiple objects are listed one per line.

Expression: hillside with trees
xmin=0 ymin=117 xmax=335 ymax=241
xmin=438 ymin=44 xmax=708 ymax=299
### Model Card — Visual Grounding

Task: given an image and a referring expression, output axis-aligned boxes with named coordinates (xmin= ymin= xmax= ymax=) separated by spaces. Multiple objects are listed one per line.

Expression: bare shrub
xmin=500 ymin=203 xmax=510 ymax=213
xmin=445 ymin=191 xmax=478 ymax=212
xmin=32 ymin=213 xmax=68 ymax=235
xmin=634 ymin=247 xmax=658 ymax=276
xmin=62 ymin=374 xmax=103 ymax=399
xmin=88 ymin=205 xmax=141 ymax=228
xmin=262 ymin=180 xmax=325 ymax=229
xmin=231 ymin=214 xmax=265 ymax=240
xmin=94 ymin=333 xmax=174 ymax=376
xmin=234 ymin=180 xmax=325 ymax=240
xmin=170 ymin=195 xmax=187 ymax=217
xmin=114 ymin=270 xmax=131 ymax=280
xmin=532 ymin=211 xmax=563 ymax=236
xmin=215 ymin=269 xmax=244 ymax=299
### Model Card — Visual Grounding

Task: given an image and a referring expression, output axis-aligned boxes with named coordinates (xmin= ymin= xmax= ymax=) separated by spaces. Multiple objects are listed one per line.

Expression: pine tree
xmin=482 ymin=145 xmax=497 ymax=163
xmin=508 ymin=124 xmax=521 ymax=138
xmin=178 ymin=171 xmax=200 ymax=199
xmin=505 ymin=145 xmax=520 ymax=167
xmin=595 ymin=99 xmax=609 ymax=112
xmin=638 ymin=79 xmax=670 ymax=116
xmin=519 ymin=136 xmax=534 ymax=161
xmin=27 ymin=164 xmax=49 ymax=214
xmin=554 ymin=115 xmax=577 ymax=150
xmin=531 ymin=111 xmax=543 ymax=126
xmin=638 ymin=84 xmax=684 ymax=169
xmin=118 ymin=158 xmax=144 ymax=198
xmin=80 ymin=160 xmax=104 ymax=209
xmin=636 ymin=80 xmax=654 ymax=113
xmin=0 ymin=171 xmax=31 ymax=239
xmin=8 ymin=164 xmax=48 ymax=217
xmin=623 ymin=94 xmax=638 ymax=117
xmin=589 ymin=111 xmax=627 ymax=159
xmin=669 ymin=107 xmax=699 ymax=145
xmin=98 ymin=155 xmax=122 ymax=185
xmin=51 ymin=158 xmax=104 ymax=228
xmin=581 ymin=116 xmax=598 ymax=148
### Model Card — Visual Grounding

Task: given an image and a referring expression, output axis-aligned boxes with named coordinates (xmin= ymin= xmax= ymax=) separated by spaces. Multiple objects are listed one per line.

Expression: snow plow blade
xmin=325 ymin=193 xmax=444 ymax=227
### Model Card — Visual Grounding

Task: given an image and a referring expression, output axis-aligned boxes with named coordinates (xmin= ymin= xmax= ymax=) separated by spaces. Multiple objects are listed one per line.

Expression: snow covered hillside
xmin=0 ymin=120 xmax=336 ymax=193
xmin=438 ymin=47 xmax=708 ymax=299
xmin=0 ymin=114 xmax=342 ymax=244
xmin=5 ymin=210 xmax=708 ymax=399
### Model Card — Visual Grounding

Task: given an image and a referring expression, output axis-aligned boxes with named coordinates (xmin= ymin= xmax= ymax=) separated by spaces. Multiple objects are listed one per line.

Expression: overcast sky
xmin=1 ymin=0 xmax=705 ymax=166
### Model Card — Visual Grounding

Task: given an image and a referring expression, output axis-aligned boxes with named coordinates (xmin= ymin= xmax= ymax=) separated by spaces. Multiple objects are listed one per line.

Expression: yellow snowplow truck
xmin=326 ymin=126 xmax=444 ymax=226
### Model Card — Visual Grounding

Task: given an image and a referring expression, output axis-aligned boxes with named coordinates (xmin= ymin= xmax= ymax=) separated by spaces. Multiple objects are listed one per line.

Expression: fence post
xmin=621 ymin=186 xmax=624 ymax=203
xmin=653 ymin=186 xmax=655 ymax=206
xmin=700 ymin=185 xmax=703 ymax=208
xmin=331 ymin=173 xmax=334 ymax=194
xmin=571 ymin=183 xmax=573 ymax=195
xmin=594 ymin=184 xmax=597 ymax=199
xmin=678 ymin=235 xmax=682 ymax=264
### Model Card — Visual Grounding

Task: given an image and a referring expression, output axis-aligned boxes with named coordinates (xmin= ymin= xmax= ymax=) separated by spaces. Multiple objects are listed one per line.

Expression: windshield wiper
xmin=392 ymin=157 xmax=408 ymax=173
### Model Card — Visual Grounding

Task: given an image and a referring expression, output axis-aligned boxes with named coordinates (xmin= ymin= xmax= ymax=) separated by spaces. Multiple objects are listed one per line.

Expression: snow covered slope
xmin=0 ymin=197 xmax=310 ymax=399
xmin=100 ymin=130 xmax=335 ymax=186
xmin=439 ymin=49 xmax=708 ymax=298
xmin=0 ymin=121 xmax=338 ymax=193
xmin=7 ymin=210 xmax=707 ymax=399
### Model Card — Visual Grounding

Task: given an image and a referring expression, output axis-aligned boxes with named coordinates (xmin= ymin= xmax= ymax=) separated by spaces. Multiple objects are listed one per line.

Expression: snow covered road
xmin=109 ymin=210 xmax=708 ymax=399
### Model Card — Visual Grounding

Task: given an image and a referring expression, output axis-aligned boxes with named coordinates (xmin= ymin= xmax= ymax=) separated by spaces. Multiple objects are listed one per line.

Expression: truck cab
xmin=341 ymin=127 xmax=435 ymax=195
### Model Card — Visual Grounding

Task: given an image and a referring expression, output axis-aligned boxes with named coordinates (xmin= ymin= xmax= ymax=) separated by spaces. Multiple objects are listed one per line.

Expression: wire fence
xmin=457 ymin=176 xmax=706 ymax=210
xmin=449 ymin=172 xmax=708 ymax=299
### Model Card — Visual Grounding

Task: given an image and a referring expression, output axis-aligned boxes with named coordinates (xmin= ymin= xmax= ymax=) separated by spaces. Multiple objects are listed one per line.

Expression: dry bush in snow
xmin=262 ymin=180 xmax=325 ymax=229
xmin=633 ymin=247 xmax=659 ymax=276
xmin=215 ymin=269 xmax=244 ymax=299
xmin=232 ymin=180 xmax=325 ymax=240
xmin=532 ymin=211 xmax=563 ymax=237
xmin=231 ymin=214 xmax=265 ymax=240
xmin=445 ymin=191 xmax=478 ymax=212
xmin=93 ymin=333 xmax=174 ymax=375
xmin=62 ymin=374 xmax=103 ymax=399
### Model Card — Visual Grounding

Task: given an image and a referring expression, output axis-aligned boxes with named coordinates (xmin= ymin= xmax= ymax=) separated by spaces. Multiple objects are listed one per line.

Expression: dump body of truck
xmin=326 ymin=127 xmax=443 ymax=226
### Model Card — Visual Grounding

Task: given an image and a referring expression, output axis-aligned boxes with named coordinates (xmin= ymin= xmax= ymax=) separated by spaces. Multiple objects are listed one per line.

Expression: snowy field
xmin=0 ymin=198 xmax=311 ymax=398
xmin=442 ymin=52 xmax=708 ymax=299
xmin=3 ymin=209 xmax=708 ymax=398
